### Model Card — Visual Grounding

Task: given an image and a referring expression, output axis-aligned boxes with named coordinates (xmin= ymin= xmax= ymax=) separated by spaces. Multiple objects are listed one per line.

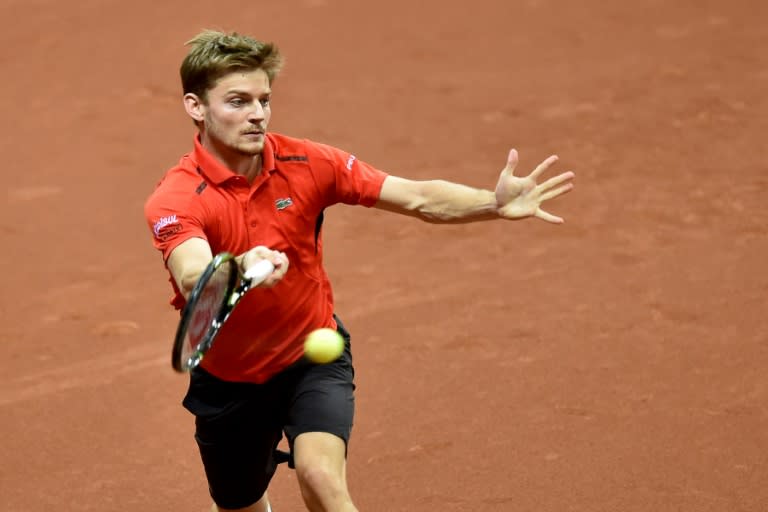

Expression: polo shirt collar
xmin=192 ymin=134 xmax=277 ymax=184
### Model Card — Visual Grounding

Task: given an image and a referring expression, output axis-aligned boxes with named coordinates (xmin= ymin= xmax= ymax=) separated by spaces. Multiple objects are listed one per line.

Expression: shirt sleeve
xmin=143 ymin=171 xmax=208 ymax=262
xmin=307 ymin=141 xmax=388 ymax=207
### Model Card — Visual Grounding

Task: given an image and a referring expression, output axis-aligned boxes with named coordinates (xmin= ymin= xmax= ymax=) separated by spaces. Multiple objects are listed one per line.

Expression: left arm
xmin=374 ymin=149 xmax=575 ymax=224
xmin=375 ymin=177 xmax=499 ymax=223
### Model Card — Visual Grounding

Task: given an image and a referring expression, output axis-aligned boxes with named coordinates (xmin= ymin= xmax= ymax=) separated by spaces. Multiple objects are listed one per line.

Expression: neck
xmin=242 ymin=156 xmax=263 ymax=183
xmin=202 ymin=134 xmax=263 ymax=183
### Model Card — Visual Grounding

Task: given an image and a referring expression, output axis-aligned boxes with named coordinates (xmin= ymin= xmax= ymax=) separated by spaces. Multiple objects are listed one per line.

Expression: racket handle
xmin=244 ymin=258 xmax=275 ymax=284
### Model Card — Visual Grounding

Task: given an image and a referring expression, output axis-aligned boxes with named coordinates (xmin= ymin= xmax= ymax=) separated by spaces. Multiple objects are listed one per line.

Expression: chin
xmin=236 ymin=142 xmax=265 ymax=155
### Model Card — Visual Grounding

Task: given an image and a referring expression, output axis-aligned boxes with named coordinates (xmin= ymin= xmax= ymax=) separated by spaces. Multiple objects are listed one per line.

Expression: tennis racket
xmin=171 ymin=252 xmax=274 ymax=372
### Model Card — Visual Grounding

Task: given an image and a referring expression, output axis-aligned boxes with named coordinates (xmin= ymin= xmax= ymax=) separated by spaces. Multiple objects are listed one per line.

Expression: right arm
xmin=166 ymin=238 xmax=212 ymax=299
xmin=167 ymin=238 xmax=289 ymax=299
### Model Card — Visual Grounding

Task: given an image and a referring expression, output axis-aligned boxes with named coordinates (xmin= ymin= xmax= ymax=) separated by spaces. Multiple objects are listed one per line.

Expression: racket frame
xmin=171 ymin=252 xmax=273 ymax=372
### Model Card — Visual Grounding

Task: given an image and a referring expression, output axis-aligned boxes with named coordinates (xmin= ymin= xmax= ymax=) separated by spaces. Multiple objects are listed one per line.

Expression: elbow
xmin=176 ymin=269 xmax=204 ymax=298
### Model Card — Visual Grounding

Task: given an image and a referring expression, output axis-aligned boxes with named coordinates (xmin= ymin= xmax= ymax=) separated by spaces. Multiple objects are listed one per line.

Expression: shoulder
xmin=144 ymin=158 xmax=207 ymax=215
xmin=267 ymin=132 xmax=346 ymax=164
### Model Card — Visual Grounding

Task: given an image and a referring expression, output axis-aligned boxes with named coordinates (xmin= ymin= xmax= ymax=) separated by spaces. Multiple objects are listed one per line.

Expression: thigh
xmin=284 ymin=319 xmax=356 ymax=451
xmin=184 ymin=368 xmax=285 ymax=510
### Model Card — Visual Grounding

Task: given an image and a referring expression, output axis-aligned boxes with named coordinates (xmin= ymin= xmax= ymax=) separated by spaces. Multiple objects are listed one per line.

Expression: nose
xmin=247 ymin=102 xmax=265 ymax=121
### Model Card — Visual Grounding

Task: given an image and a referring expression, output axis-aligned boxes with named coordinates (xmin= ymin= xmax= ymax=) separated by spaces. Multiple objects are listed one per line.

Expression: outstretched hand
xmin=494 ymin=149 xmax=575 ymax=223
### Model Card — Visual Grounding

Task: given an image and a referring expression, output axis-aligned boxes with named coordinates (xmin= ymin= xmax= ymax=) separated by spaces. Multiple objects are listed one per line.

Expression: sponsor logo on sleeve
xmin=346 ymin=155 xmax=356 ymax=170
xmin=153 ymin=214 xmax=182 ymax=241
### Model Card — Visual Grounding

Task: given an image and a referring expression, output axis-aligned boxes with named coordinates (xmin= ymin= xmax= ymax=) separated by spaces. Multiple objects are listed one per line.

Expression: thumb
xmin=503 ymin=148 xmax=519 ymax=176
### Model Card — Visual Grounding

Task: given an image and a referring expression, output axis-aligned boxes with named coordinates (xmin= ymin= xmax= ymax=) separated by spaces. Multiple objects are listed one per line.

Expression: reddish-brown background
xmin=2 ymin=1 xmax=767 ymax=510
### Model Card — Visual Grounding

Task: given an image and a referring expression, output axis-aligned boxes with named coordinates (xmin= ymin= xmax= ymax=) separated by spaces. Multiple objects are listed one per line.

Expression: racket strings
xmin=177 ymin=258 xmax=237 ymax=370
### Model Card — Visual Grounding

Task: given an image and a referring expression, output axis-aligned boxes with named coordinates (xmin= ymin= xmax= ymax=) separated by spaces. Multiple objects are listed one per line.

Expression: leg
xmin=293 ymin=432 xmax=357 ymax=512
xmin=183 ymin=368 xmax=285 ymax=512
xmin=285 ymin=317 xmax=357 ymax=512
xmin=210 ymin=492 xmax=272 ymax=512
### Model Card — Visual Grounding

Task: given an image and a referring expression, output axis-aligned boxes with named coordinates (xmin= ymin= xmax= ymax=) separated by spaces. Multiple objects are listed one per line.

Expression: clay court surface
xmin=2 ymin=0 xmax=767 ymax=510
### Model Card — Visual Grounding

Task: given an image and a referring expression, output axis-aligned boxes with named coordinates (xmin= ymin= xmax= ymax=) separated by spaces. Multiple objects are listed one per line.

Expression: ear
xmin=183 ymin=93 xmax=205 ymax=122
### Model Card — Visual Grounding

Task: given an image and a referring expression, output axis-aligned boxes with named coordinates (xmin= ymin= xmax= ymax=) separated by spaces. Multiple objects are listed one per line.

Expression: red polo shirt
xmin=144 ymin=133 xmax=388 ymax=383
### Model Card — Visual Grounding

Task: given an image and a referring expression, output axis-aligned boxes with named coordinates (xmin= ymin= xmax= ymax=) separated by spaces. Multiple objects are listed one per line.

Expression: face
xmin=185 ymin=68 xmax=272 ymax=158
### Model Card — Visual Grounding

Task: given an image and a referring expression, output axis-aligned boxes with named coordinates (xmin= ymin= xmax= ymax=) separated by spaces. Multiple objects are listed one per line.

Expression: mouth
xmin=242 ymin=128 xmax=265 ymax=139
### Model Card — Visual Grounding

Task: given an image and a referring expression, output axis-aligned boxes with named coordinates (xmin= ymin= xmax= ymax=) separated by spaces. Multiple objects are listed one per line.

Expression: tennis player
xmin=144 ymin=30 xmax=575 ymax=512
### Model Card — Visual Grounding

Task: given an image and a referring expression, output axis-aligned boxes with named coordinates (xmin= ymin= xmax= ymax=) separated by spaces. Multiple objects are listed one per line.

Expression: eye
xmin=260 ymin=98 xmax=271 ymax=107
xmin=229 ymin=98 xmax=245 ymax=107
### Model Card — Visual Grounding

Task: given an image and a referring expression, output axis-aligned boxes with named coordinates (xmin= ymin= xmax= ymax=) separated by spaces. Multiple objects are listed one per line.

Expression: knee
xmin=295 ymin=461 xmax=348 ymax=501
xmin=292 ymin=432 xmax=353 ymax=509
xmin=296 ymin=461 xmax=341 ymax=490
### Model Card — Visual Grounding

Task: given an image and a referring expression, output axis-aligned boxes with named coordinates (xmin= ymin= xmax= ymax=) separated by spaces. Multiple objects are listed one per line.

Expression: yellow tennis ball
xmin=304 ymin=328 xmax=345 ymax=364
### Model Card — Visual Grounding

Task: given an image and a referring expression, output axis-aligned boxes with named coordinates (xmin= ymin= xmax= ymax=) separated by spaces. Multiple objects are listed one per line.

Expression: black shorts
xmin=181 ymin=318 xmax=355 ymax=510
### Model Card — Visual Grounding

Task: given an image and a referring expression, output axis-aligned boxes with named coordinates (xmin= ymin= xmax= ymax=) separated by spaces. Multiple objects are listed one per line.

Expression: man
xmin=144 ymin=30 xmax=575 ymax=512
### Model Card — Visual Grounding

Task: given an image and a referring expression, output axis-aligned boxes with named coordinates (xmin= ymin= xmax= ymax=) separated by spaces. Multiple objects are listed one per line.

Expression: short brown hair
xmin=180 ymin=30 xmax=284 ymax=101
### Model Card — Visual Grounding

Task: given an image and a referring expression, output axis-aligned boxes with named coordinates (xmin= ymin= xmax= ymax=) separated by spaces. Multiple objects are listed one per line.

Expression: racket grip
xmin=244 ymin=258 xmax=275 ymax=284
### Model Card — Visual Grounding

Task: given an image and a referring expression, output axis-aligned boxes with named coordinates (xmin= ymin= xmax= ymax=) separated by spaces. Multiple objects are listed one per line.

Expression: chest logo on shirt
xmin=346 ymin=155 xmax=356 ymax=170
xmin=275 ymin=198 xmax=294 ymax=210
